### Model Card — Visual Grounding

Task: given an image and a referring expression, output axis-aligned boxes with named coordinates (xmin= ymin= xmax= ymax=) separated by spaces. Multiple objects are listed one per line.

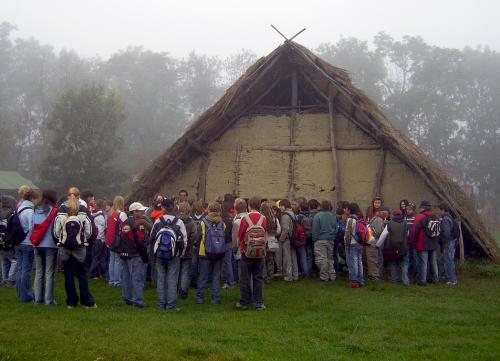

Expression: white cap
xmin=129 ymin=202 xmax=147 ymax=212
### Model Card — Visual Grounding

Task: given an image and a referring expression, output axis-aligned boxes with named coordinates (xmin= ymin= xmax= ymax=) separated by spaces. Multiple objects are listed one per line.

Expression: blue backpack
xmin=203 ymin=219 xmax=226 ymax=260
xmin=154 ymin=217 xmax=183 ymax=260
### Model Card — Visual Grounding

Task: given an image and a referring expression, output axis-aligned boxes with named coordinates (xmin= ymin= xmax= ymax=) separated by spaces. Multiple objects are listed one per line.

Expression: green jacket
xmin=312 ymin=211 xmax=337 ymax=242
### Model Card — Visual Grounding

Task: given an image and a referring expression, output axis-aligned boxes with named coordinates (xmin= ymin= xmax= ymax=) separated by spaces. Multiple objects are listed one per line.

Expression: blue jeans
xmin=156 ymin=257 xmax=180 ymax=309
xmin=306 ymin=242 xmax=314 ymax=276
xmin=417 ymin=250 xmax=439 ymax=286
xmin=15 ymin=244 xmax=34 ymax=302
xmin=196 ymin=257 xmax=222 ymax=304
xmin=62 ymin=253 xmax=95 ymax=307
xmin=223 ymin=243 xmax=235 ymax=286
xmin=408 ymin=245 xmax=417 ymax=275
xmin=345 ymin=244 xmax=364 ymax=285
xmin=389 ymin=253 xmax=409 ymax=286
xmin=108 ymin=250 xmax=122 ymax=285
xmin=190 ymin=253 xmax=199 ymax=288
xmin=2 ymin=249 xmax=17 ymax=284
xmin=296 ymin=246 xmax=310 ymax=277
xmin=121 ymin=257 xmax=145 ymax=306
xmin=179 ymin=258 xmax=192 ymax=298
xmin=442 ymin=240 xmax=457 ymax=283
xmin=34 ymin=248 xmax=57 ymax=304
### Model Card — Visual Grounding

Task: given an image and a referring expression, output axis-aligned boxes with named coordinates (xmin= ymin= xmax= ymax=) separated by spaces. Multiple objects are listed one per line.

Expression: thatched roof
xmin=126 ymin=41 xmax=500 ymax=263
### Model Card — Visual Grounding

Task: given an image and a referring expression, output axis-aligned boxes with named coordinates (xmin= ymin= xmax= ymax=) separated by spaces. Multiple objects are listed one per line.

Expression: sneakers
xmin=222 ymin=283 xmax=234 ymax=289
xmin=446 ymin=281 xmax=458 ymax=286
xmin=85 ymin=304 xmax=98 ymax=309
xmin=255 ymin=304 xmax=266 ymax=311
xmin=347 ymin=281 xmax=360 ymax=288
xmin=235 ymin=302 xmax=249 ymax=310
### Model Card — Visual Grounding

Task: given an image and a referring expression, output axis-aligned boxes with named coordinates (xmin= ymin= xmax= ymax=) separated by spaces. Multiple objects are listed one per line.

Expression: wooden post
xmin=373 ymin=147 xmax=386 ymax=198
xmin=234 ymin=144 xmax=242 ymax=197
xmin=458 ymin=219 xmax=465 ymax=264
xmin=328 ymin=97 xmax=342 ymax=204
xmin=288 ymin=71 xmax=298 ymax=199
xmin=196 ymin=155 xmax=209 ymax=202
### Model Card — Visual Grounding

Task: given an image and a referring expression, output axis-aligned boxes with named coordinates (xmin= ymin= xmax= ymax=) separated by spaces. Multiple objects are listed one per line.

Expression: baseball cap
xmin=129 ymin=202 xmax=147 ymax=212
xmin=419 ymin=200 xmax=432 ymax=208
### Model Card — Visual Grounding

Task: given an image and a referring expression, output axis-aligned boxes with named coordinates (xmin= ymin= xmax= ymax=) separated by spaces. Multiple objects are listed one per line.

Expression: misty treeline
xmin=0 ymin=21 xmax=498 ymax=209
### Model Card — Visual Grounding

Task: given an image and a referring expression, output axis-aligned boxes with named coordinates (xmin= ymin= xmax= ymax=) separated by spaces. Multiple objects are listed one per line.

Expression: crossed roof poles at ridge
xmin=270 ymin=25 xmax=306 ymax=43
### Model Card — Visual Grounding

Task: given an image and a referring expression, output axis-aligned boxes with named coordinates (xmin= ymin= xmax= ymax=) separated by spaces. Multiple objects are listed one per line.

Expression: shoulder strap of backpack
xmin=256 ymin=215 xmax=264 ymax=227
xmin=244 ymin=214 xmax=255 ymax=227
xmin=17 ymin=207 xmax=32 ymax=216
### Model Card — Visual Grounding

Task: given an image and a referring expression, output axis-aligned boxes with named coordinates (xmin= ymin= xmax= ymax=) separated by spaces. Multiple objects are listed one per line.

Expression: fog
xmin=3 ymin=0 xmax=500 ymax=58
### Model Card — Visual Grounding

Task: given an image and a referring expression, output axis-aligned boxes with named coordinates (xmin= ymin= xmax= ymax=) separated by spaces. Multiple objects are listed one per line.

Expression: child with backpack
xmin=312 ymin=200 xmax=337 ymax=282
xmin=376 ymin=209 xmax=409 ymax=286
xmin=105 ymin=196 xmax=128 ymax=287
xmin=196 ymin=202 xmax=226 ymax=305
xmin=279 ymin=199 xmax=299 ymax=282
xmin=231 ymin=198 xmax=248 ymax=283
xmin=260 ymin=201 xmax=281 ymax=283
xmin=410 ymin=200 xmax=439 ymax=286
xmin=236 ymin=197 xmax=267 ymax=310
xmin=177 ymin=202 xmax=200 ymax=299
xmin=89 ymin=199 xmax=107 ymax=280
xmin=32 ymin=190 xmax=58 ymax=305
xmin=366 ymin=210 xmax=384 ymax=281
xmin=13 ymin=185 xmax=36 ymax=302
xmin=116 ymin=202 xmax=151 ymax=308
xmin=0 ymin=195 xmax=17 ymax=287
xmin=296 ymin=199 xmax=312 ymax=278
xmin=221 ymin=202 xmax=235 ymax=289
xmin=437 ymin=203 xmax=458 ymax=285
xmin=54 ymin=187 xmax=96 ymax=308
xmin=344 ymin=203 xmax=364 ymax=288
xmin=150 ymin=198 xmax=187 ymax=310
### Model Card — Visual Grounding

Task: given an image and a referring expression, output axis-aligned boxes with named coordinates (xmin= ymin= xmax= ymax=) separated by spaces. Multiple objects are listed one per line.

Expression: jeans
xmin=34 ymin=248 xmax=57 ymax=304
xmin=156 ymin=257 xmax=180 ymax=309
xmin=62 ymin=252 xmax=95 ymax=307
xmin=190 ymin=253 xmax=199 ymax=288
xmin=417 ymin=250 xmax=439 ymax=286
xmin=346 ymin=244 xmax=364 ymax=285
xmin=15 ymin=244 xmax=34 ymax=302
xmin=89 ymin=240 xmax=107 ymax=279
xmin=179 ymin=258 xmax=192 ymax=298
xmin=121 ymin=257 xmax=145 ymax=306
xmin=296 ymin=246 xmax=310 ymax=277
xmin=282 ymin=241 xmax=298 ymax=281
xmin=239 ymin=254 xmax=265 ymax=306
xmin=306 ymin=242 xmax=314 ymax=276
xmin=408 ymin=245 xmax=417 ymax=275
xmin=196 ymin=257 xmax=222 ymax=304
xmin=108 ymin=250 xmax=122 ymax=285
xmin=389 ymin=253 xmax=409 ymax=286
xmin=233 ymin=256 xmax=240 ymax=283
xmin=1 ymin=249 xmax=17 ymax=284
xmin=442 ymin=240 xmax=457 ymax=283
xmin=314 ymin=240 xmax=336 ymax=281
xmin=223 ymin=243 xmax=235 ymax=286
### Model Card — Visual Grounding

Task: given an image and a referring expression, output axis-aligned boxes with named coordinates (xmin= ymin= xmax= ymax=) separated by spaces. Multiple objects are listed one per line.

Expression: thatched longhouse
xmin=126 ymin=41 xmax=500 ymax=263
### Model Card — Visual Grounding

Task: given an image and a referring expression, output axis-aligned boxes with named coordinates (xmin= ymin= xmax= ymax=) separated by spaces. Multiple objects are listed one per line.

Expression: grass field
xmin=1 ymin=261 xmax=499 ymax=361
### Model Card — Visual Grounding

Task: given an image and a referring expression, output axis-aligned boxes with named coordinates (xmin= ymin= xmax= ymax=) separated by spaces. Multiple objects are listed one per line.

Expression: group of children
xmin=0 ymin=186 xmax=459 ymax=310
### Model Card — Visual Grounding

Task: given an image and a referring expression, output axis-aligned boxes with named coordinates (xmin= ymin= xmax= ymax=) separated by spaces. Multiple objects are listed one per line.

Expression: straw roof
xmin=126 ymin=41 xmax=500 ymax=263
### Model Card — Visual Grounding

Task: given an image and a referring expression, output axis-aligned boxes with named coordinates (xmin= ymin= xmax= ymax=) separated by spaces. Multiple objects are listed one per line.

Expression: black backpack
xmin=424 ymin=214 xmax=441 ymax=239
xmin=5 ymin=207 xmax=32 ymax=246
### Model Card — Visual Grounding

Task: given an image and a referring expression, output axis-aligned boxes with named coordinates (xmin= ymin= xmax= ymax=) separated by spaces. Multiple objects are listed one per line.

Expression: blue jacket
xmin=18 ymin=200 xmax=34 ymax=246
xmin=33 ymin=206 xmax=57 ymax=248
xmin=312 ymin=211 xmax=337 ymax=242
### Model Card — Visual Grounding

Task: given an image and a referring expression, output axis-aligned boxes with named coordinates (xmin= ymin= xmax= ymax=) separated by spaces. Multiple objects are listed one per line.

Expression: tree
xmin=42 ymin=84 xmax=125 ymax=195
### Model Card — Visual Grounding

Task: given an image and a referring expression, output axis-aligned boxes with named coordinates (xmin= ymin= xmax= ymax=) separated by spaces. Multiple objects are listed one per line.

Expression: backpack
xmin=0 ymin=218 xmax=9 ymax=250
xmin=283 ymin=213 xmax=306 ymax=248
xmin=300 ymin=213 xmax=314 ymax=241
xmin=352 ymin=217 xmax=369 ymax=245
xmin=5 ymin=207 xmax=32 ymax=246
xmin=203 ymin=218 xmax=226 ymax=259
xmin=106 ymin=211 xmax=123 ymax=250
xmin=30 ymin=207 xmax=58 ymax=247
xmin=369 ymin=216 xmax=385 ymax=239
xmin=154 ymin=217 xmax=183 ymax=260
xmin=86 ymin=213 xmax=99 ymax=246
xmin=243 ymin=214 xmax=267 ymax=259
xmin=451 ymin=218 xmax=461 ymax=240
xmin=424 ymin=214 xmax=441 ymax=239
xmin=383 ymin=220 xmax=407 ymax=261
xmin=59 ymin=215 xmax=84 ymax=248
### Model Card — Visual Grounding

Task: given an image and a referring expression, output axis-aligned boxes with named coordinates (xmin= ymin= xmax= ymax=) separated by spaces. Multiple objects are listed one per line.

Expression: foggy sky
xmin=3 ymin=0 xmax=499 ymax=59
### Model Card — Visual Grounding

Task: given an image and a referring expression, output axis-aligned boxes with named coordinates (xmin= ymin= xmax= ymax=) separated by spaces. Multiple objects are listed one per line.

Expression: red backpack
xmin=353 ymin=217 xmax=370 ymax=244
xmin=283 ymin=213 xmax=306 ymax=248
xmin=30 ymin=208 xmax=58 ymax=247
xmin=105 ymin=211 xmax=123 ymax=249
xmin=243 ymin=214 xmax=267 ymax=259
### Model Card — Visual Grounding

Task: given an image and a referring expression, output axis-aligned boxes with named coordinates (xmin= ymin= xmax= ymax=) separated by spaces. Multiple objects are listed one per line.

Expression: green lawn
xmin=1 ymin=262 xmax=499 ymax=361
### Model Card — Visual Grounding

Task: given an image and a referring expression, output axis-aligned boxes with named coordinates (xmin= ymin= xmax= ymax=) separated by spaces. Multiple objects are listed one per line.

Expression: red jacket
xmin=238 ymin=211 xmax=267 ymax=254
xmin=410 ymin=210 xmax=433 ymax=251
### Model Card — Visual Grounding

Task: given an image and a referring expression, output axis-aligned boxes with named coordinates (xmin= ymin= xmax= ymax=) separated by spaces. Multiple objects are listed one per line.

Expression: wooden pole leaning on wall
xmin=458 ymin=219 xmax=465 ymax=264
xmin=234 ymin=144 xmax=243 ymax=197
xmin=288 ymin=71 xmax=298 ymax=199
xmin=328 ymin=97 xmax=341 ymax=204
xmin=196 ymin=154 xmax=209 ymax=202
xmin=373 ymin=147 xmax=386 ymax=199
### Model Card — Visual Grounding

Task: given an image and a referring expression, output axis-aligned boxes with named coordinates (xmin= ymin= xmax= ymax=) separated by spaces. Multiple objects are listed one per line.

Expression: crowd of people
xmin=0 ymin=186 xmax=459 ymax=310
